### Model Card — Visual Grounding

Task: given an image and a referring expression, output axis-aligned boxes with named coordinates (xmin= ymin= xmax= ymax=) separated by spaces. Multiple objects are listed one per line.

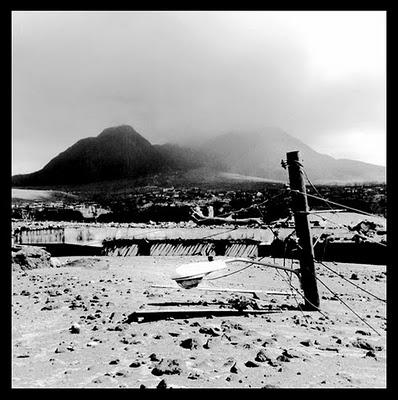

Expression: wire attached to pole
xmin=315 ymin=260 xmax=386 ymax=303
xmin=290 ymin=189 xmax=384 ymax=219
xmin=314 ymin=275 xmax=382 ymax=336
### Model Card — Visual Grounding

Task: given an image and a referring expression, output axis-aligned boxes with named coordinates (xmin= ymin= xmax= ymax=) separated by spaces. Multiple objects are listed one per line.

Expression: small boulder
xmin=300 ymin=339 xmax=313 ymax=347
xmin=365 ymin=350 xmax=377 ymax=358
xmin=69 ymin=323 xmax=81 ymax=334
xmin=355 ymin=330 xmax=371 ymax=336
xmin=151 ymin=359 xmax=182 ymax=376
xmin=245 ymin=360 xmax=259 ymax=368
xmin=276 ymin=354 xmax=291 ymax=363
xmin=351 ymin=338 xmax=375 ymax=351
xmin=149 ymin=353 xmax=160 ymax=362
xmin=55 ymin=346 xmax=66 ymax=354
xmin=255 ymin=349 xmax=269 ymax=362
xmin=198 ymin=326 xmax=220 ymax=337
xmin=230 ymin=362 xmax=240 ymax=374
xmin=180 ymin=338 xmax=200 ymax=350
xmin=157 ymin=379 xmax=168 ymax=389
xmin=188 ymin=371 xmax=201 ymax=380
xmin=129 ymin=361 xmax=141 ymax=368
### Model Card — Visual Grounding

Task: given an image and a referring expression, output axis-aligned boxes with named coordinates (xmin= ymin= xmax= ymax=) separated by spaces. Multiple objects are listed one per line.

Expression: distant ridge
xmin=12 ymin=125 xmax=385 ymax=187
xmin=200 ymin=128 xmax=385 ymax=184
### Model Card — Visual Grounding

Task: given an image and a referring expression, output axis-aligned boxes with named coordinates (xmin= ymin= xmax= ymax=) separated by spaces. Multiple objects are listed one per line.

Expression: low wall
xmin=15 ymin=227 xmax=386 ymax=264
xmin=24 ymin=243 xmax=103 ymax=257
xmin=102 ymin=238 xmax=386 ymax=265
xmin=102 ymin=238 xmax=259 ymax=258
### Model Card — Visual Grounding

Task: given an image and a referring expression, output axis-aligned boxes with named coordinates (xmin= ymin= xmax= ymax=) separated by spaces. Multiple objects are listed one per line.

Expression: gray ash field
xmin=12 ymin=256 xmax=386 ymax=388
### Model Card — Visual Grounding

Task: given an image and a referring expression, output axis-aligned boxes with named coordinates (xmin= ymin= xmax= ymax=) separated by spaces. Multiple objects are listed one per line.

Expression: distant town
xmin=12 ymin=183 xmax=386 ymax=224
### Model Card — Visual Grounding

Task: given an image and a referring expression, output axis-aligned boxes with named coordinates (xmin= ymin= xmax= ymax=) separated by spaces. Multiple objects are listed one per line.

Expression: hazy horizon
xmin=12 ymin=11 xmax=386 ymax=175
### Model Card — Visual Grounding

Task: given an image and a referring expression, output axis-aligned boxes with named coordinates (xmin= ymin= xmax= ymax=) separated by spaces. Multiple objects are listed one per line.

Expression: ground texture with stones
xmin=12 ymin=256 xmax=386 ymax=388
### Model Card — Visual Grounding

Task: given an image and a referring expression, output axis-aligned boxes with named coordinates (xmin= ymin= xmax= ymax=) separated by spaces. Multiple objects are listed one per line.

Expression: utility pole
xmin=286 ymin=151 xmax=320 ymax=310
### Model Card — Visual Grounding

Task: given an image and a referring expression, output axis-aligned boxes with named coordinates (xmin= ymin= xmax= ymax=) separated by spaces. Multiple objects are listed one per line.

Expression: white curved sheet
xmin=173 ymin=260 xmax=229 ymax=279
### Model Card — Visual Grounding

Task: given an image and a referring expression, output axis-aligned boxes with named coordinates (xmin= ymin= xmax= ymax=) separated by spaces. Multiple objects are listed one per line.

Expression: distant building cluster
xmin=11 ymin=201 xmax=111 ymax=222
xmin=11 ymin=183 xmax=386 ymax=225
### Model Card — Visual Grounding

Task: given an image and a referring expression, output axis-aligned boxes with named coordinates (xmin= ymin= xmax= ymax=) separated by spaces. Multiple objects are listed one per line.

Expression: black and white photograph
xmin=11 ymin=10 xmax=387 ymax=388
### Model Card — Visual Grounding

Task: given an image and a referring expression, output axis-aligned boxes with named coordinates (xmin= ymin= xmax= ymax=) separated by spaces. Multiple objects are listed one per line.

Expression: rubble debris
xmin=12 ymin=245 xmax=52 ymax=271
xmin=151 ymin=359 xmax=182 ymax=376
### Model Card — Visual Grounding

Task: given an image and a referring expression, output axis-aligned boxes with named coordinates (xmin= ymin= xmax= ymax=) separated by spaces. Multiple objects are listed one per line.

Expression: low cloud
xmin=12 ymin=11 xmax=386 ymax=174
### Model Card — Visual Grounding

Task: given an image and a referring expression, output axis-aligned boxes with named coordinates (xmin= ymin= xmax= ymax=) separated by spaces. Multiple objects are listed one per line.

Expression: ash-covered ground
xmin=12 ymin=255 xmax=386 ymax=388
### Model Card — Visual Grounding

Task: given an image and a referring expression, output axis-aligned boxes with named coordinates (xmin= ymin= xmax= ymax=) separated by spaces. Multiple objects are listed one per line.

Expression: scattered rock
xmin=109 ymin=359 xmax=120 ymax=365
xmin=188 ymin=371 xmax=201 ymax=380
xmin=365 ymin=350 xmax=377 ymax=358
xmin=245 ymin=360 xmax=259 ymax=368
xmin=157 ymin=379 xmax=168 ymax=389
xmin=350 ymin=273 xmax=359 ymax=280
xmin=107 ymin=324 xmax=125 ymax=332
xmin=254 ymin=349 xmax=281 ymax=367
xmin=300 ymin=339 xmax=313 ymax=347
xmin=115 ymin=369 xmax=130 ymax=377
xmin=12 ymin=245 xmax=52 ymax=271
xmin=228 ymin=295 xmax=260 ymax=311
xmin=221 ymin=333 xmax=240 ymax=344
xmin=319 ymin=346 xmax=339 ymax=353
xmin=351 ymin=338 xmax=376 ymax=351
xmin=281 ymin=349 xmax=301 ymax=359
xmin=276 ymin=354 xmax=291 ymax=362
xmin=41 ymin=304 xmax=59 ymax=311
xmin=69 ymin=323 xmax=81 ymax=334
xmin=223 ymin=357 xmax=236 ymax=367
xmin=355 ymin=330 xmax=371 ymax=336
xmin=55 ymin=346 xmax=66 ymax=354
xmin=230 ymin=362 xmax=240 ymax=374
xmin=152 ymin=359 xmax=182 ymax=376
xmin=262 ymin=337 xmax=278 ymax=347
xmin=198 ymin=326 xmax=220 ymax=336
xmin=129 ymin=361 xmax=141 ymax=368
xmin=180 ymin=338 xmax=200 ymax=350
xmin=149 ymin=353 xmax=160 ymax=362
xmin=255 ymin=349 xmax=269 ymax=363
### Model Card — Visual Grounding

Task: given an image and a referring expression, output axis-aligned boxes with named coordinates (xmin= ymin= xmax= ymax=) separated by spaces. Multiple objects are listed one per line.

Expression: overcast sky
xmin=12 ymin=11 xmax=386 ymax=175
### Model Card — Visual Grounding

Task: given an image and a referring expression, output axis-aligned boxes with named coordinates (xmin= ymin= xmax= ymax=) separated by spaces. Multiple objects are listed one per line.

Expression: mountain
xmin=12 ymin=126 xmax=160 ymax=185
xmin=12 ymin=125 xmax=385 ymax=187
xmin=200 ymin=128 xmax=385 ymax=184
xmin=12 ymin=126 xmax=209 ymax=186
xmin=153 ymin=143 xmax=222 ymax=171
